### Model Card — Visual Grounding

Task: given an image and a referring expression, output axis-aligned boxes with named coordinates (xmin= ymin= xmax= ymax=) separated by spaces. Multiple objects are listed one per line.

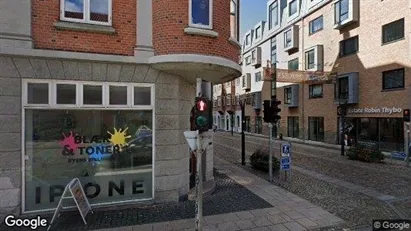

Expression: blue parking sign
xmin=281 ymin=157 xmax=290 ymax=165
xmin=282 ymin=145 xmax=290 ymax=154
xmin=281 ymin=164 xmax=290 ymax=170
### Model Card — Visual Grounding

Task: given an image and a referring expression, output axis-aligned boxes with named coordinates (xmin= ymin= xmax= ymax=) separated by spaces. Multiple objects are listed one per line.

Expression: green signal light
xmin=196 ymin=116 xmax=208 ymax=126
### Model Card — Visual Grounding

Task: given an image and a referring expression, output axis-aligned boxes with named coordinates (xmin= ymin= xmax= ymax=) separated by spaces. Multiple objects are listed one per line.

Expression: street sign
xmin=391 ymin=151 xmax=407 ymax=161
xmin=281 ymin=163 xmax=290 ymax=170
xmin=281 ymin=157 xmax=290 ymax=165
xmin=184 ymin=131 xmax=198 ymax=151
xmin=281 ymin=142 xmax=291 ymax=157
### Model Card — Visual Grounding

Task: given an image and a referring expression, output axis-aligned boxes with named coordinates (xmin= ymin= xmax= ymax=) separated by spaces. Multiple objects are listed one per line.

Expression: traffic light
xmin=404 ymin=109 xmax=410 ymax=122
xmin=263 ymin=100 xmax=272 ymax=123
xmin=194 ymin=97 xmax=210 ymax=133
xmin=271 ymin=100 xmax=281 ymax=122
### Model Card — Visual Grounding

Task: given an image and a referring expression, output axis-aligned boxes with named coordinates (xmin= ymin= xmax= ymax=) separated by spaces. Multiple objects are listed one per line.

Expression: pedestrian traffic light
xmin=194 ymin=97 xmax=210 ymax=133
xmin=271 ymin=100 xmax=281 ymax=122
xmin=263 ymin=100 xmax=272 ymax=123
xmin=404 ymin=109 xmax=410 ymax=122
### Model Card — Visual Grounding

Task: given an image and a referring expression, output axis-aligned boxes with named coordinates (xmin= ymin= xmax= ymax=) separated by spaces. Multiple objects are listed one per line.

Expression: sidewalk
xmin=95 ymin=157 xmax=344 ymax=231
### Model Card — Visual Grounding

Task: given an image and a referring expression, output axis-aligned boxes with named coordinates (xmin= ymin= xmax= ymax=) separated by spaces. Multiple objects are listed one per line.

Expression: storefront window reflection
xmin=24 ymin=109 xmax=153 ymax=212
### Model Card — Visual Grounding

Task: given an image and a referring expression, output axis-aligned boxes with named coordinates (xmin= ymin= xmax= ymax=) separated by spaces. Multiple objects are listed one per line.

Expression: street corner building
xmin=0 ymin=0 xmax=241 ymax=216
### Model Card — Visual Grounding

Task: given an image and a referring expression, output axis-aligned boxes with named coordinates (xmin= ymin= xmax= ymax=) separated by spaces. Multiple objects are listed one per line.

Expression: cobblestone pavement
xmin=214 ymin=131 xmax=411 ymax=230
xmin=0 ymin=170 xmax=272 ymax=231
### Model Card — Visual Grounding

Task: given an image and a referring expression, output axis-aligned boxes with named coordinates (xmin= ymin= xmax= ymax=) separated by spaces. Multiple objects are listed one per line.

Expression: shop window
xmin=358 ymin=118 xmax=379 ymax=144
xmin=27 ymin=82 xmax=49 ymax=105
xmin=189 ymin=0 xmax=213 ymax=29
xmin=382 ymin=68 xmax=404 ymax=90
xmin=379 ymin=118 xmax=404 ymax=151
xmin=287 ymin=116 xmax=299 ymax=138
xmin=22 ymin=80 xmax=154 ymax=212
xmin=109 ymin=85 xmax=127 ymax=105
xmin=61 ymin=0 xmax=112 ymax=25
xmin=339 ymin=36 xmax=358 ymax=57
xmin=309 ymin=16 xmax=323 ymax=35
xmin=309 ymin=84 xmax=323 ymax=98
xmin=56 ymin=84 xmax=76 ymax=105
xmin=308 ymin=117 xmax=324 ymax=141
xmin=284 ymin=87 xmax=292 ymax=104
xmin=382 ymin=18 xmax=404 ymax=44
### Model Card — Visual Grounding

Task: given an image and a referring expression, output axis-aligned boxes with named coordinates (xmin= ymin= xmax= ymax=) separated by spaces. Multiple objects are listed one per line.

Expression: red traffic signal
xmin=196 ymin=99 xmax=207 ymax=112
xmin=404 ymin=109 xmax=410 ymax=122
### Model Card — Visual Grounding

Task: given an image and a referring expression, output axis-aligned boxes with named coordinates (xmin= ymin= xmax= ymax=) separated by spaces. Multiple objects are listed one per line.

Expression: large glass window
xmin=335 ymin=77 xmax=349 ymax=100
xmin=308 ymin=117 xmax=324 ymax=141
xmin=309 ymin=16 xmax=323 ymax=35
xmin=268 ymin=1 xmax=278 ymax=30
xmin=61 ymin=0 xmax=112 ymax=25
xmin=287 ymin=116 xmax=299 ymax=138
xmin=23 ymin=80 xmax=154 ymax=212
xmin=305 ymin=49 xmax=315 ymax=70
xmin=289 ymin=0 xmax=297 ymax=16
xmin=379 ymin=118 xmax=404 ymax=151
xmin=383 ymin=68 xmax=404 ymax=90
xmin=339 ymin=36 xmax=358 ymax=57
xmin=334 ymin=0 xmax=349 ymax=24
xmin=309 ymin=84 xmax=323 ymax=98
xmin=288 ymin=58 xmax=299 ymax=70
xmin=284 ymin=29 xmax=292 ymax=48
xmin=358 ymin=118 xmax=379 ymax=144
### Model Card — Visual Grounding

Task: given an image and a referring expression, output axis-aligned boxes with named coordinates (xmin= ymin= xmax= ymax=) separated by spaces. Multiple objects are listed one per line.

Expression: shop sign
xmin=347 ymin=107 xmax=402 ymax=115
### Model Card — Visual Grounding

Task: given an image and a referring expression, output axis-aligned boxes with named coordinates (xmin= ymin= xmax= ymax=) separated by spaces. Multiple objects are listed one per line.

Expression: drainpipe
xmin=301 ymin=17 xmax=305 ymax=143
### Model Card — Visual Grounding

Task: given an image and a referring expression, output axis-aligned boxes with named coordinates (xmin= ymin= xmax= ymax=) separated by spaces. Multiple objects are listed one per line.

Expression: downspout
xmin=301 ymin=15 xmax=305 ymax=143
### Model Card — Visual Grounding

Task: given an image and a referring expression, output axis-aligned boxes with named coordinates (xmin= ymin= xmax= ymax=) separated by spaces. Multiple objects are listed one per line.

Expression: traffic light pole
xmin=195 ymin=130 xmax=203 ymax=231
xmin=268 ymin=63 xmax=277 ymax=182
xmin=240 ymin=100 xmax=246 ymax=165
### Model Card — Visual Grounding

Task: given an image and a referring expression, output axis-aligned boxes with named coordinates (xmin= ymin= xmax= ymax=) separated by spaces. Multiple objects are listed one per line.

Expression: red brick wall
xmin=32 ymin=0 xmax=136 ymax=56
xmin=152 ymin=0 xmax=240 ymax=63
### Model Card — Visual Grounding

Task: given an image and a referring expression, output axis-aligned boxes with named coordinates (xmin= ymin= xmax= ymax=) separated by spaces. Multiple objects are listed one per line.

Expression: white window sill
xmin=228 ymin=37 xmax=241 ymax=48
xmin=54 ymin=21 xmax=116 ymax=34
xmin=184 ymin=27 xmax=218 ymax=38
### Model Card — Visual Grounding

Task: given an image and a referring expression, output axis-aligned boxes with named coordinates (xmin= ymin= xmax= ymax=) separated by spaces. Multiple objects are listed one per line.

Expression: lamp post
xmin=239 ymin=98 xmax=246 ymax=165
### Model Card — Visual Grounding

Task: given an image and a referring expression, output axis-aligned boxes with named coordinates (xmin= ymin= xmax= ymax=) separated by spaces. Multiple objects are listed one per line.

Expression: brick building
xmin=0 ymin=0 xmax=241 ymax=216
xmin=215 ymin=0 xmax=410 ymax=154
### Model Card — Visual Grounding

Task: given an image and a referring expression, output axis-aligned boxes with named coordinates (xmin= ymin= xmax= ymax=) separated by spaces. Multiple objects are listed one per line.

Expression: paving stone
xmin=267 ymin=208 xmax=282 ymax=215
xmin=132 ymin=224 xmax=152 ymax=231
xmin=221 ymin=212 xmax=240 ymax=222
xmin=236 ymin=211 xmax=255 ymax=220
xmin=216 ymin=221 xmax=240 ymax=231
xmin=266 ymin=215 xmax=287 ymax=224
xmin=250 ymin=227 xmax=271 ymax=231
xmin=279 ymin=214 xmax=293 ymax=222
xmin=283 ymin=221 xmax=307 ymax=231
xmin=284 ymin=210 xmax=305 ymax=219
xmin=235 ymin=219 xmax=256 ymax=229
xmin=296 ymin=217 xmax=318 ymax=228
xmin=267 ymin=224 xmax=289 ymax=231
xmin=250 ymin=208 xmax=274 ymax=217
xmin=251 ymin=217 xmax=272 ymax=227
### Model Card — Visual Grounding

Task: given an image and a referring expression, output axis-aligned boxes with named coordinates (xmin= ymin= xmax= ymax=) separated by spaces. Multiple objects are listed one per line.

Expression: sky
xmin=240 ymin=0 xmax=267 ymax=43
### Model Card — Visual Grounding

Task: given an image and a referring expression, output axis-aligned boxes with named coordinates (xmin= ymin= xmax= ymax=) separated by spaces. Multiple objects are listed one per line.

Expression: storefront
xmin=338 ymin=107 xmax=404 ymax=152
xmin=22 ymin=79 xmax=154 ymax=212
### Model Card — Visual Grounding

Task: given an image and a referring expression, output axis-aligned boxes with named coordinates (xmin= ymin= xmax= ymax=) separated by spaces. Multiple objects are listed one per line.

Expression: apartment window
xmin=382 ymin=68 xmax=404 ymax=90
xmin=287 ymin=117 xmax=299 ymax=138
xmin=284 ymin=29 xmax=292 ymax=48
xmin=189 ymin=0 xmax=213 ymax=29
xmin=245 ymin=56 xmax=251 ymax=65
xmin=305 ymin=49 xmax=315 ymax=70
xmin=271 ymin=38 xmax=277 ymax=64
xmin=288 ymin=58 xmax=299 ymax=70
xmin=289 ymin=0 xmax=297 ymax=16
xmin=335 ymin=77 xmax=349 ymax=100
xmin=255 ymin=26 xmax=261 ymax=39
xmin=308 ymin=117 xmax=324 ymax=142
xmin=217 ymin=96 xmax=221 ymax=106
xmin=340 ymin=36 xmax=358 ymax=57
xmin=246 ymin=34 xmax=251 ymax=46
xmin=230 ymin=0 xmax=239 ymax=40
xmin=268 ymin=1 xmax=278 ymax=30
xmin=309 ymin=16 xmax=323 ymax=35
xmin=236 ymin=78 xmax=240 ymax=85
xmin=255 ymin=72 xmax=262 ymax=82
xmin=309 ymin=84 xmax=323 ymax=98
xmin=334 ymin=0 xmax=349 ymax=25
xmin=284 ymin=87 xmax=292 ymax=104
xmin=255 ymin=116 xmax=262 ymax=134
xmin=382 ymin=18 xmax=404 ymax=44
xmin=61 ymin=0 xmax=112 ymax=25
xmin=226 ymin=95 xmax=231 ymax=105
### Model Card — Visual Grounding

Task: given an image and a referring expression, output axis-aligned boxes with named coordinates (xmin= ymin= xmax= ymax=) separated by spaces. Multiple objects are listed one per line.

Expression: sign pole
xmin=269 ymin=122 xmax=273 ymax=182
xmin=195 ymin=130 xmax=203 ymax=231
xmin=406 ymin=123 xmax=410 ymax=167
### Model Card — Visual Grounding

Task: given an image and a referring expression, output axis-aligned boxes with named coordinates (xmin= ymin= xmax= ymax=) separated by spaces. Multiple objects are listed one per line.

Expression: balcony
xmin=333 ymin=0 xmax=359 ymax=30
xmin=251 ymin=47 xmax=262 ymax=67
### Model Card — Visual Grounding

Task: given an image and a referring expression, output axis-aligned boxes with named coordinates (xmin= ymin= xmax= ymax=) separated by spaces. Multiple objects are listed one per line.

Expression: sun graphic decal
xmin=107 ymin=127 xmax=131 ymax=152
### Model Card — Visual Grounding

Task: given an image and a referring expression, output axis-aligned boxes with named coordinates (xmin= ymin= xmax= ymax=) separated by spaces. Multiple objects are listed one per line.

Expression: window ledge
xmin=184 ymin=27 xmax=218 ymax=38
xmin=54 ymin=21 xmax=116 ymax=34
xmin=229 ymin=37 xmax=241 ymax=48
xmin=381 ymin=88 xmax=405 ymax=92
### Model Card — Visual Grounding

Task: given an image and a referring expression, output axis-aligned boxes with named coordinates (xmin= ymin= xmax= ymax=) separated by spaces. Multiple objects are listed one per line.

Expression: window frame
xmin=288 ymin=0 xmax=298 ymax=16
xmin=230 ymin=0 xmax=239 ymax=41
xmin=284 ymin=29 xmax=292 ymax=48
xmin=308 ymin=117 xmax=324 ymax=142
xmin=245 ymin=55 xmax=252 ymax=65
xmin=255 ymin=26 xmax=261 ymax=39
xmin=189 ymin=0 xmax=213 ymax=29
xmin=23 ymin=80 xmax=154 ymax=110
xmin=284 ymin=87 xmax=292 ymax=104
xmin=288 ymin=58 xmax=299 ymax=70
xmin=382 ymin=68 xmax=405 ymax=90
xmin=245 ymin=34 xmax=251 ymax=46
xmin=271 ymin=38 xmax=277 ymax=64
xmin=60 ymin=0 xmax=113 ymax=26
xmin=334 ymin=76 xmax=349 ymax=100
xmin=339 ymin=35 xmax=359 ymax=57
xmin=268 ymin=0 xmax=279 ymax=30
xmin=382 ymin=18 xmax=405 ymax=45
xmin=287 ymin=116 xmax=299 ymax=138
xmin=305 ymin=49 xmax=315 ymax=70
xmin=309 ymin=84 xmax=323 ymax=98
xmin=334 ymin=0 xmax=349 ymax=25
xmin=255 ymin=72 xmax=262 ymax=82
xmin=309 ymin=15 xmax=323 ymax=35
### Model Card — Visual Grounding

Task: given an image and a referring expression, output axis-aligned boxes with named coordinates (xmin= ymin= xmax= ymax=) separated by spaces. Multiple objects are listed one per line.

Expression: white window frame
xmin=54 ymin=81 xmax=81 ymax=108
xmin=60 ymin=0 xmax=113 ymax=26
xmin=23 ymin=80 xmax=53 ymax=107
xmin=284 ymin=29 xmax=292 ymax=48
xmin=288 ymin=0 xmax=299 ymax=19
xmin=189 ymin=0 xmax=213 ymax=29
xmin=245 ymin=32 xmax=252 ymax=46
xmin=267 ymin=0 xmax=280 ymax=33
